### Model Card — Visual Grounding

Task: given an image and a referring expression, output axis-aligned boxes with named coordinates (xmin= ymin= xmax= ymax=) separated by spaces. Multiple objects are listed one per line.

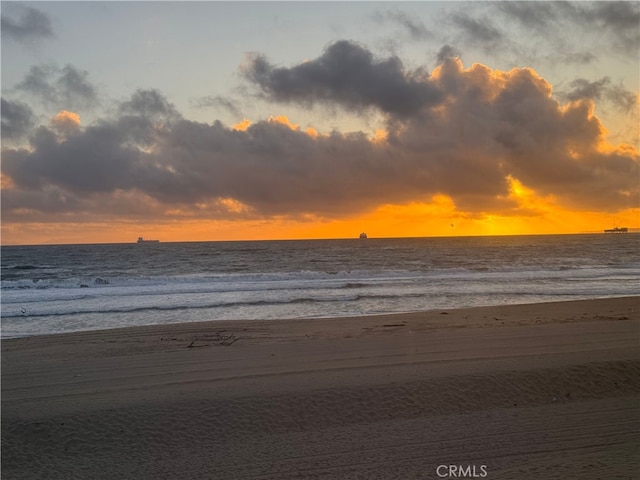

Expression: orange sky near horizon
xmin=3 ymin=195 xmax=638 ymax=246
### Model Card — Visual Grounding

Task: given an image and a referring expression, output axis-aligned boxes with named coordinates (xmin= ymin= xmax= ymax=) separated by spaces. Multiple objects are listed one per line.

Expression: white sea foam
xmin=2 ymin=234 xmax=638 ymax=337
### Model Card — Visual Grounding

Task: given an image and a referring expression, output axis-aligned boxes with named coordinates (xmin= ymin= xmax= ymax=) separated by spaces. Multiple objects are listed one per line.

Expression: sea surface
xmin=2 ymin=234 xmax=638 ymax=338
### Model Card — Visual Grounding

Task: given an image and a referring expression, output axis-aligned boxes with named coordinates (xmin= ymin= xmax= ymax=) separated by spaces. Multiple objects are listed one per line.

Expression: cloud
xmin=51 ymin=110 xmax=80 ymax=126
xmin=372 ymin=10 xmax=432 ymax=41
xmin=232 ymin=119 xmax=252 ymax=131
xmin=436 ymin=45 xmax=461 ymax=64
xmin=368 ymin=2 xmax=636 ymax=76
xmin=605 ymin=84 xmax=639 ymax=114
xmin=115 ymin=88 xmax=182 ymax=147
xmin=51 ymin=110 xmax=81 ymax=137
xmin=564 ymin=78 xmax=612 ymax=102
xmin=1 ymin=4 xmax=54 ymax=45
xmin=494 ymin=1 xmax=639 ymax=61
xmin=495 ymin=2 xmax=558 ymax=32
xmin=558 ymin=77 xmax=638 ymax=114
xmin=585 ymin=1 xmax=640 ymax=54
xmin=57 ymin=65 xmax=98 ymax=107
xmin=2 ymin=54 xmax=638 ymax=225
xmin=550 ymin=51 xmax=597 ymax=66
xmin=2 ymin=123 xmax=141 ymax=195
xmin=451 ymin=12 xmax=503 ymax=45
xmin=118 ymin=88 xmax=180 ymax=119
xmin=15 ymin=64 xmax=98 ymax=110
xmin=242 ymin=40 xmax=443 ymax=118
xmin=1 ymin=98 xmax=35 ymax=141
xmin=192 ymin=95 xmax=241 ymax=117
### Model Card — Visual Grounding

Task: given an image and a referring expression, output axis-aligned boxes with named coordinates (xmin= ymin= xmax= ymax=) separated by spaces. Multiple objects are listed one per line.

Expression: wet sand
xmin=2 ymin=297 xmax=639 ymax=479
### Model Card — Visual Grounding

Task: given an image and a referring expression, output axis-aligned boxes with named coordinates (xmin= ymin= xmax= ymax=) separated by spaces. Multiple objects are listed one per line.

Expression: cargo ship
xmin=137 ymin=237 xmax=160 ymax=243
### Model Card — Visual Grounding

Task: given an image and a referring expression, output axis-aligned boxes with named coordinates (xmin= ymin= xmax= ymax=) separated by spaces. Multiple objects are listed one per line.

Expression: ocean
xmin=2 ymin=234 xmax=638 ymax=338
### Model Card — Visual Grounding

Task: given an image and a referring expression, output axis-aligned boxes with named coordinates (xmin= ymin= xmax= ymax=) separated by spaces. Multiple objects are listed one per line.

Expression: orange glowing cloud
xmin=50 ymin=110 xmax=81 ymax=136
xmin=52 ymin=110 xmax=81 ymax=125
xmin=232 ymin=119 xmax=252 ymax=131
xmin=502 ymin=175 xmax=555 ymax=215
xmin=432 ymin=59 xmax=553 ymax=104
xmin=215 ymin=197 xmax=253 ymax=214
xmin=268 ymin=115 xmax=299 ymax=130
xmin=370 ymin=129 xmax=388 ymax=144
xmin=236 ymin=115 xmax=321 ymax=138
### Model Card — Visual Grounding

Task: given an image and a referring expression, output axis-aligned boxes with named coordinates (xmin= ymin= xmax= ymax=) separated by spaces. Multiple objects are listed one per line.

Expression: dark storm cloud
xmin=1 ymin=98 xmax=35 ymax=141
xmin=242 ymin=40 xmax=443 ymax=118
xmin=1 ymin=109 xmax=394 ymax=217
xmin=372 ymin=10 xmax=432 ymax=41
xmin=15 ymin=64 xmax=98 ymax=109
xmin=2 ymin=124 xmax=142 ymax=194
xmin=1 ymin=4 xmax=54 ymax=45
xmin=3 ymin=88 xmax=184 ymax=196
xmin=2 ymin=51 xmax=638 ymax=223
xmin=147 ymin=120 xmax=398 ymax=213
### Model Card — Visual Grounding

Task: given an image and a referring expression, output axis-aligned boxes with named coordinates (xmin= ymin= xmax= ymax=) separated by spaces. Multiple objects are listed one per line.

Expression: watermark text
xmin=436 ymin=464 xmax=488 ymax=478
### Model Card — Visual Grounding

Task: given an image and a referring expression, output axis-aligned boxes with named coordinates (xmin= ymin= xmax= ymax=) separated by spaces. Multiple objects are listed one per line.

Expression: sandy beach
xmin=2 ymin=296 xmax=639 ymax=479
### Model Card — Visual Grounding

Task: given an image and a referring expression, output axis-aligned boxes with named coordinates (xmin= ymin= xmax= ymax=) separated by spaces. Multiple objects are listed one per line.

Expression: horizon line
xmin=3 ymin=230 xmax=639 ymax=247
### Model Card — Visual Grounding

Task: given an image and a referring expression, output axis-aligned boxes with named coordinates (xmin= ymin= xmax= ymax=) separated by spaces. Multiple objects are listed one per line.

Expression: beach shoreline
xmin=2 ymin=296 xmax=639 ymax=479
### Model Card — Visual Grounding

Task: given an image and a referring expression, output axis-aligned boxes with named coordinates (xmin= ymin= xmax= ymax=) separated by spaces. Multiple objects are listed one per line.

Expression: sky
xmin=1 ymin=1 xmax=639 ymax=245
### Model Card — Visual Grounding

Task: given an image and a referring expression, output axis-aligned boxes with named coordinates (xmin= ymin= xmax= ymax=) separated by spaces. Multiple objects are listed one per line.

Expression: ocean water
xmin=2 ymin=234 xmax=638 ymax=338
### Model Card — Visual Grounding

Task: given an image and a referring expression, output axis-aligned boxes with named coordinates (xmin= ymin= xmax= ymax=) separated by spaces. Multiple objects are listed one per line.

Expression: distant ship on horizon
xmin=359 ymin=232 xmax=368 ymax=239
xmin=604 ymin=227 xmax=628 ymax=233
xmin=137 ymin=237 xmax=160 ymax=243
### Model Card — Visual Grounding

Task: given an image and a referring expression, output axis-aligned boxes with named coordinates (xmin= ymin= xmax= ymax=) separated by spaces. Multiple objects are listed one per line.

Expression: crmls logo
xmin=436 ymin=465 xmax=488 ymax=478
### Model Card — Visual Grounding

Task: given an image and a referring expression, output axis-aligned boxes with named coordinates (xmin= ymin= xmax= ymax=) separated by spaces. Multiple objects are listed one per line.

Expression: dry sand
xmin=2 ymin=297 xmax=639 ymax=479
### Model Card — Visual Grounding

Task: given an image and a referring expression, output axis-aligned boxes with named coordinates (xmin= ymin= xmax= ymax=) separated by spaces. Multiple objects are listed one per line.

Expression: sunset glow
xmin=232 ymin=119 xmax=252 ymax=132
xmin=2 ymin=2 xmax=638 ymax=244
